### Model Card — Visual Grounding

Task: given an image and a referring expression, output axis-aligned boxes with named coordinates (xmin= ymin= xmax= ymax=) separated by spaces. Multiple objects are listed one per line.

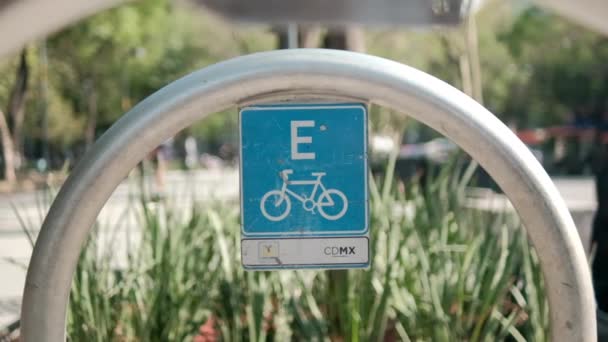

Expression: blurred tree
xmin=499 ymin=7 xmax=608 ymax=127
xmin=44 ymin=0 xmax=274 ymax=158
xmin=0 ymin=49 xmax=30 ymax=183
xmin=2 ymin=0 xmax=606 ymax=180
xmin=46 ymin=0 xmax=202 ymax=148
xmin=366 ymin=3 xmax=608 ymax=130
xmin=6 ymin=49 xmax=30 ymax=167
xmin=0 ymin=109 xmax=15 ymax=182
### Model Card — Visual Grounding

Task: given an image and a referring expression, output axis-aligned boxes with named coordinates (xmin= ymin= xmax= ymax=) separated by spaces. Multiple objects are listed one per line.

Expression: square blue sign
xmin=240 ymin=103 xmax=368 ymax=238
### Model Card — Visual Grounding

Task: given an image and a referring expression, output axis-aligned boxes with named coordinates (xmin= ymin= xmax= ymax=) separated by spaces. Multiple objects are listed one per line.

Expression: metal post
xmin=287 ymin=23 xmax=298 ymax=48
xmin=21 ymin=49 xmax=595 ymax=341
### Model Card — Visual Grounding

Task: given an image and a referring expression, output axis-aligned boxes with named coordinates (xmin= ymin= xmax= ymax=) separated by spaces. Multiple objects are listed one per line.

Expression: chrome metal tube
xmin=21 ymin=49 xmax=595 ymax=341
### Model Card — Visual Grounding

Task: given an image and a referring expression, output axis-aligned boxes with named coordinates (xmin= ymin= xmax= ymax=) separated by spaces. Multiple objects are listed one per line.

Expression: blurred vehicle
xmin=371 ymin=136 xmax=458 ymax=182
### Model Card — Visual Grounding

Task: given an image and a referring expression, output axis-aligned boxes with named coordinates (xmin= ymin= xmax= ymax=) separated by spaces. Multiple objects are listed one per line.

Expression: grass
xmin=10 ymin=159 xmax=549 ymax=341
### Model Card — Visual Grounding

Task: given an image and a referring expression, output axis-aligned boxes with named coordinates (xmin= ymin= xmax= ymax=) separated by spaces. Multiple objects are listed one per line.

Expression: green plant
xmin=57 ymin=160 xmax=548 ymax=341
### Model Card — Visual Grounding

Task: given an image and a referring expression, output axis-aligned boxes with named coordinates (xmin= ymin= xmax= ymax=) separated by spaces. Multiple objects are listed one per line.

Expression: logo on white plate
xmin=324 ymin=246 xmax=356 ymax=257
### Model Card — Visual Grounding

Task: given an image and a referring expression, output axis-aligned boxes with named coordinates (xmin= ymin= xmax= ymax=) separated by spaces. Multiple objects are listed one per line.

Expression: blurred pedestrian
xmin=149 ymin=138 xmax=173 ymax=200
xmin=184 ymin=135 xmax=199 ymax=169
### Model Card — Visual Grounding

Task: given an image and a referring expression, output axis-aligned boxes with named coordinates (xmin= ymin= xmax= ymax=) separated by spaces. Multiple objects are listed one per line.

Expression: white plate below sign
xmin=242 ymin=237 xmax=369 ymax=269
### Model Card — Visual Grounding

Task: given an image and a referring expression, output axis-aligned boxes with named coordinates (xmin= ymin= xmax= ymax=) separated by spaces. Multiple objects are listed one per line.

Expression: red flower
xmin=193 ymin=316 xmax=219 ymax=342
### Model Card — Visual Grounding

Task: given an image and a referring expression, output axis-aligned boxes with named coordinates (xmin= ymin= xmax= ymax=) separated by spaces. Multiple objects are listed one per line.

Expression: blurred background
xmin=0 ymin=0 xmax=606 ymax=184
xmin=1 ymin=0 xmax=608 ymax=340
xmin=1 ymin=0 xmax=607 ymax=183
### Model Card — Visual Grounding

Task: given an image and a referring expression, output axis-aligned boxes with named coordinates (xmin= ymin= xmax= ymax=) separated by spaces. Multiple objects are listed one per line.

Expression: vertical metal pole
xmin=287 ymin=23 xmax=299 ymax=49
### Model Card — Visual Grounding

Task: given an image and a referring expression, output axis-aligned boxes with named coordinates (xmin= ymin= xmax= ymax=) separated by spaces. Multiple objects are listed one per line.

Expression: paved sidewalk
xmin=0 ymin=172 xmax=597 ymax=329
xmin=0 ymin=168 xmax=240 ymax=328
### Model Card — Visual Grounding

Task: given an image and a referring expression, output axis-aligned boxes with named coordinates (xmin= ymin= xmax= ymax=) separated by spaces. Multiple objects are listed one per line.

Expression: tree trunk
xmin=464 ymin=14 xmax=483 ymax=104
xmin=0 ymin=109 xmax=16 ymax=183
xmin=39 ymin=40 xmax=50 ymax=163
xmin=7 ymin=49 xmax=29 ymax=169
xmin=459 ymin=53 xmax=474 ymax=98
xmin=84 ymin=81 xmax=98 ymax=149
xmin=322 ymin=27 xmax=366 ymax=52
xmin=300 ymin=25 xmax=321 ymax=48
xmin=344 ymin=27 xmax=366 ymax=52
xmin=275 ymin=26 xmax=293 ymax=49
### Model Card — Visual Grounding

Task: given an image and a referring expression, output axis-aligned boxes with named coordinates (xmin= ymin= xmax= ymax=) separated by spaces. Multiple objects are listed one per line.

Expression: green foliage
xmin=44 ymin=0 xmax=274 ymax=133
xmin=498 ymin=7 xmax=608 ymax=126
xmin=367 ymin=3 xmax=608 ymax=130
xmin=66 ymin=164 xmax=547 ymax=341
xmin=47 ymin=0 xmax=212 ymax=129
xmin=0 ymin=0 xmax=276 ymax=163
xmin=2 ymin=1 xmax=607 ymax=167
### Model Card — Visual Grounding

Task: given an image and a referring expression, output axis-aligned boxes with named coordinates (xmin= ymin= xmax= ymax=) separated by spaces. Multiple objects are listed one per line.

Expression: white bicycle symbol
xmin=260 ymin=169 xmax=348 ymax=221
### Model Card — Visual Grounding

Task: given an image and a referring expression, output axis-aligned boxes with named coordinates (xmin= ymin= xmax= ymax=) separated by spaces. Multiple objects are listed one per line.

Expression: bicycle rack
xmin=20 ymin=49 xmax=596 ymax=341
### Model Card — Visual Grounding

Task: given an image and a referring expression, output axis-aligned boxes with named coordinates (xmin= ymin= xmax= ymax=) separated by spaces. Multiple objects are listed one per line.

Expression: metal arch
xmin=0 ymin=0 xmax=125 ymax=58
xmin=21 ymin=49 xmax=595 ymax=341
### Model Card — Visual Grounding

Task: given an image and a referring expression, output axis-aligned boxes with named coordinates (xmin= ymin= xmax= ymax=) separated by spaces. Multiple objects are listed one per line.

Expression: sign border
xmin=239 ymin=103 xmax=369 ymax=237
xmin=241 ymin=236 xmax=370 ymax=270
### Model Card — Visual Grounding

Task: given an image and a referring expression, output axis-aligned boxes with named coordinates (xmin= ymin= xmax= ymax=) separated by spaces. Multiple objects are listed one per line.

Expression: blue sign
xmin=240 ymin=103 xmax=368 ymax=238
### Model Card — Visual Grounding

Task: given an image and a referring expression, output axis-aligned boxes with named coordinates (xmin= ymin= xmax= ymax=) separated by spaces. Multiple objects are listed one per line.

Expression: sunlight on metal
xmin=1 ymin=0 xmax=607 ymax=60
xmin=0 ymin=0 xmax=125 ymax=58
xmin=20 ymin=49 xmax=595 ymax=341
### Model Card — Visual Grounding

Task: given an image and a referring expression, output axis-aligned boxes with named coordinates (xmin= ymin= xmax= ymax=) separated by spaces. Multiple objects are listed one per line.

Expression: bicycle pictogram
xmin=260 ymin=169 xmax=348 ymax=221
